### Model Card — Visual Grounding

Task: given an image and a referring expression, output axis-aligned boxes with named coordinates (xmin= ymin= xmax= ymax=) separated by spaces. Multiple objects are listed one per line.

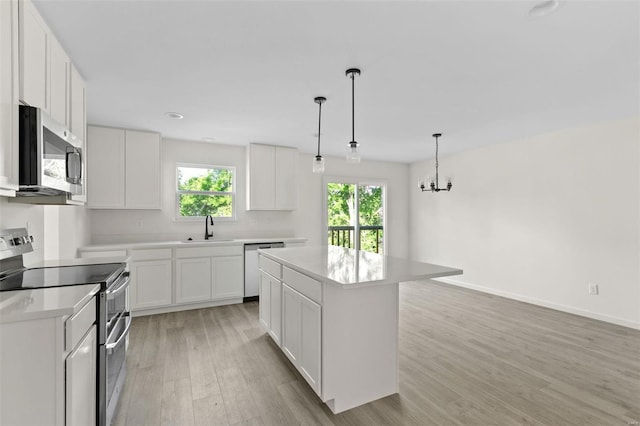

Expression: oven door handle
xmin=106 ymin=315 xmax=131 ymax=354
xmin=107 ymin=273 xmax=130 ymax=297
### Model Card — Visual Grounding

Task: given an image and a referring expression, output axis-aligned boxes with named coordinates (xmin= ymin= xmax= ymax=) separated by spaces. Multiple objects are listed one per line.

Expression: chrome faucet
xmin=204 ymin=215 xmax=214 ymax=240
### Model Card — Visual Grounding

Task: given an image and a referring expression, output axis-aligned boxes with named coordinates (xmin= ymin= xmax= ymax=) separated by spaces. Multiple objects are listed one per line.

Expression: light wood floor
xmin=114 ymin=281 xmax=640 ymax=425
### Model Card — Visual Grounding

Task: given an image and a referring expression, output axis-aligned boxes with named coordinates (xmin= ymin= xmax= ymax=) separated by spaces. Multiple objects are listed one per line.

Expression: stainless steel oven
xmin=97 ymin=269 xmax=130 ymax=426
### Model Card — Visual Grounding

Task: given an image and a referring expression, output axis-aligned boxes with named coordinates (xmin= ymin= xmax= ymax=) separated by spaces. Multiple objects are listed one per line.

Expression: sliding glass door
xmin=325 ymin=180 xmax=385 ymax=254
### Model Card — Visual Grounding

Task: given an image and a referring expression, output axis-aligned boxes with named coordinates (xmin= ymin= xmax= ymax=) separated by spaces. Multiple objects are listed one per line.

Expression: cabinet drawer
xmin=175 ymin=245 xmax=242 ymax=259
xmin=259 ymin=255 xmax=281 ymax=279
xmin=283 ymin=266 xmax=321 ymax=304
xmin=130 ymin=248 xmax=172 ymax=261
xmin=65 ymin=297 xmax=96 ymax=352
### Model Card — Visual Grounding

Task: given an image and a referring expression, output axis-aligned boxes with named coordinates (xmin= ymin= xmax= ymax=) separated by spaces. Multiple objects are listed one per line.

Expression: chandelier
xmin=419 ymin=133 xmax=452 ymax=192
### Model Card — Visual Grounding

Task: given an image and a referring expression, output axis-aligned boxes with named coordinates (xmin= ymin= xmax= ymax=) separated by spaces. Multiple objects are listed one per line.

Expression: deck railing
xmin=328 ymin=225 xmax=383 ymax=254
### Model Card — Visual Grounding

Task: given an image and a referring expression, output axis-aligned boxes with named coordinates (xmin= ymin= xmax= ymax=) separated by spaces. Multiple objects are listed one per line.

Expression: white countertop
xmin=258 ymin=246 xmax=463 ymax=287
xmin=79 ymin=237 xmax=307 ymax=252
xmin=0 ymin=283 xmax=100 ymax=323
xmin=28 ymin=256 xmax=130 ymax=268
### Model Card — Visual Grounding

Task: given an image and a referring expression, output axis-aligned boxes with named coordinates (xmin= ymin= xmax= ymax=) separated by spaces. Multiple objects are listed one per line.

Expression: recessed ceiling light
xmin=528 ymin=0 xmax=560 ymax=17
xmin=165 ymin=112 xmax=184 ymax=119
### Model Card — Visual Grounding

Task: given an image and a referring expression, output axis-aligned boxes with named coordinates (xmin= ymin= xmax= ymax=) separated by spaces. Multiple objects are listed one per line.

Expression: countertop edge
xmin=79 ymin=237 xmax=308 ymax=252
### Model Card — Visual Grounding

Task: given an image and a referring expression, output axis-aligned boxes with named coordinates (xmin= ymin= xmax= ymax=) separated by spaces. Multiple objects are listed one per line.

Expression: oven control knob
xmin=12 ymin=237 xmax=22 ymax=246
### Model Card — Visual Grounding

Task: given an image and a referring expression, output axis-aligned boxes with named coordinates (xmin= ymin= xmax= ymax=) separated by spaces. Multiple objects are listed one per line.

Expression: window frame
xmin=175 ymin=162 xmax=237 ymax=222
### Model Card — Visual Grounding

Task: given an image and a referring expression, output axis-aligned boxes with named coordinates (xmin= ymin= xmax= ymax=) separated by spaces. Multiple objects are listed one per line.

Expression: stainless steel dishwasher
xmin=244 ymin=242 xmax=284 ymax=302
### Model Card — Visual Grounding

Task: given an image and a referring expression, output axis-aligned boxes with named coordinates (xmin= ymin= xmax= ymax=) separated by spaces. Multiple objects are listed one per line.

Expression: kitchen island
xmin=257 ymin=245 xmax=463 ymax=414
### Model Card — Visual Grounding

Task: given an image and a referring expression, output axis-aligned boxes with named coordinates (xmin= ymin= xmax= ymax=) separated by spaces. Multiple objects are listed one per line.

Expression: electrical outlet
xmin=588 ymin=283 xmax=599 ymax=295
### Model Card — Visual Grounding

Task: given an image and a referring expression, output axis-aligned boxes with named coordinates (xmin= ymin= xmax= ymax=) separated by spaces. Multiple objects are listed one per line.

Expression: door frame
xmin=321 ymin=176 xmax=388 ymax=254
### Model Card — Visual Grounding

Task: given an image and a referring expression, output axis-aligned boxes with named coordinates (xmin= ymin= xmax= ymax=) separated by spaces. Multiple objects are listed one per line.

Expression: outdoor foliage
xmin=327 ymin=182 xmax=384 ymax=253
xmin=177 ymin=167 xmax=233 ymax=217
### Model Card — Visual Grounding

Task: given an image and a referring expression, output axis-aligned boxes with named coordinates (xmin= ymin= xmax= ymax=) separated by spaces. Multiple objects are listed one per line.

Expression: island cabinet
xmin=258 ymin=246 xmax=463 ymax=414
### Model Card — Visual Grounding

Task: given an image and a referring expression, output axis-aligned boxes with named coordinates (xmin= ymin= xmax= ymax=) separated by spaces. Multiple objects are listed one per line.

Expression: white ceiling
xmin=34 ymin=0 xmax=639 ymax=163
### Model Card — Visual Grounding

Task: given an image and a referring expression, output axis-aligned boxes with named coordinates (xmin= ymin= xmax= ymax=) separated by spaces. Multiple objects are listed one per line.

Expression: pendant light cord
xmin=351 ymin=72 xmax=355 ymax=143
xmin=435 ymin=134 xmax=439 ymax=187
xmin=317 ymin=101 xmax=322 ymax=157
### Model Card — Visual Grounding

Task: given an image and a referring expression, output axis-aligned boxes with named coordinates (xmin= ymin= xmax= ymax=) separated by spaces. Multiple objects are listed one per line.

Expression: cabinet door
xmin=0 ymin=0 xmax=19 ymax=195
xmin=212 ymin=255 xmax=243 ymax=300
xmin=259 ymin=271 xmax=271 ymax=330
xmin=274 ymin=146 xmax=297 ymax=210
xmin=49 ymin=37 xmax=68 ymax=127
xmin=281 ymin=284 xmax=300 ymax=364
xmin=87 ymin=126 xmax=125 ymax=208
xmin=69 ymin=65 xmax=85 ymax=143
xmin=131 ymin=259 xmax=172 ymax=309
xmin=125 ymin=129 xmax=161 ymax=209
xmin=299 ymin=294 xmax=321 ymax=395
xmin=19 ymin=0 xmax=48 ymax=111
xmin=269 ymin=277 xmax=282 ymax=346
xmin=175 ymin=257 xmax=211 ymax=304
xmin=66 ymin=325 xmax=97 ymax=426
xmin=247 ymin=144 xmax=275 ymax=210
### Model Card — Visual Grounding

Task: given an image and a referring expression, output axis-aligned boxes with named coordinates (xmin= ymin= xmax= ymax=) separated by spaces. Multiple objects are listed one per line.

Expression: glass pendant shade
xmin=313 ymin=155 xmax=325 ymax=173
xmin=346 ymin=142 xmax=360 ymax=163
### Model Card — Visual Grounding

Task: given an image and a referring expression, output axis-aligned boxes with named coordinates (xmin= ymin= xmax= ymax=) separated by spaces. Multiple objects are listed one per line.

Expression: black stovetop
xmin=0 ymin=263 xmax=125 ymax=292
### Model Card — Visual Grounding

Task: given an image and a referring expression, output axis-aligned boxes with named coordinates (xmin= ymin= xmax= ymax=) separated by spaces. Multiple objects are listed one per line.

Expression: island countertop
xmin=258 ymin=245 xmax=463 ymax=287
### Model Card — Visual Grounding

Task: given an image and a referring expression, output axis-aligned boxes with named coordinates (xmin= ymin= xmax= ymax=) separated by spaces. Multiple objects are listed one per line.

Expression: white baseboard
xmin=434 ymin=277 xmax=640 ymax=331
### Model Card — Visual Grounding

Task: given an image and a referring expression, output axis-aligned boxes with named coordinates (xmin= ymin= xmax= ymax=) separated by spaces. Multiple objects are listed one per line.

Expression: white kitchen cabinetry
xmin=246 ymin=143 xmax=298 ymax=210
xmin=19 ymin=0 xmax=48 ymax=111
xmin=259 ymin=270 xmax=282 ymax=345
xmin=0 ymin=0 xmax=19 ymax=196
xmin=175 ymin=257 xmax=211 ymax=303
xmin=66 ymin=325 xmax=97 ymax=426
xmin=130 ymin=249 xmax=172 ymax=310
xmin=0 ymin=287 xmax=98 ymax=426
xmin=175 ymin=245 xmax=243 ymax=305
xmin=87 ymin=126 xmax=161 ymax=209
xmin=69 ymin=64 xmax=86 ymax=143
xmin=259 ymin=258 xmax=321 ymax=396
xmin=49 ymin=37 xmax=68 ymax=127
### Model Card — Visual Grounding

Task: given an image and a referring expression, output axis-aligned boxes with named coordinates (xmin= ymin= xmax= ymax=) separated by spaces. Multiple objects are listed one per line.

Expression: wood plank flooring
xmin=114 ymin=280 xmax=640 ymax=425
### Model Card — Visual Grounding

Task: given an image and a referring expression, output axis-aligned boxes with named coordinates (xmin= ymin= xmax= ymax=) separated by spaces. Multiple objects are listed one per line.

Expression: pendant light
xmin=313 ymin=96 xmax=326 ymax=173
xmin=345 ymin=68 xmax=361 ymax=163
xmin=419 ymin=133 xmax=453 ymax=192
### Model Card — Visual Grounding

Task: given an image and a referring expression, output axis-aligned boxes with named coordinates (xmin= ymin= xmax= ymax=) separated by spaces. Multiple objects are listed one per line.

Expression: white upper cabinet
xmin=69 ymin=64 xmax=85 ymax=143
xmin=19 ymin=0 xmax=48 ymax=111
xmin=87 ymin=126 xmax=161 ymax=210
xmin=87 ymin=126 xmax=125 ymax=208
xmin=246 ymin=143 xmax=298 ymax=210
xmin=125 ymin=129 xmax=161 ymax=209
xmin=49 ymin=37 xmax=68 ymax=127
xmin=0 ymin=0 xmax=19 ymax=196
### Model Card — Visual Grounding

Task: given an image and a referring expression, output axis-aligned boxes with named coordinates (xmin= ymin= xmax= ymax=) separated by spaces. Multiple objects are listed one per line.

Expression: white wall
xmin=409 ymin=117 xmax=640 ymax=329
xmin=89 ymin=138 xmax=410 ymax=258
xmin=0 ymin=199 xmax=90 ymax=264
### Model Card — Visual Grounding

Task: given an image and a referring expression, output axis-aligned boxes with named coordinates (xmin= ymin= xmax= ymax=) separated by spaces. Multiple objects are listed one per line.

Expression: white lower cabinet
xmin=0 ymin=292 xmax=97 ymax=426
xmin=175 ymin=257 xmax=211 ymax=303
xmin=212 ymin=256 xmax=243 ymax=299
xmin=259 ymin=270 xmax=282 ymax=345
xmin=65 ymin=325 xmax=97 ymax=426
xmin=282 ymin=283 xmax=321 ymax=395
xmin=130 ymin=258 xmax=172 ymax=310
xmin=260 ymin=257 xmax=322 ymax=398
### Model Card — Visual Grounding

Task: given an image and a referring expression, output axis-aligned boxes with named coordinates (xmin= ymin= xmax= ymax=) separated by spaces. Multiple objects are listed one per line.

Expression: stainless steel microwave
xmin=17 ymin=105 xmax=83 ymax=196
